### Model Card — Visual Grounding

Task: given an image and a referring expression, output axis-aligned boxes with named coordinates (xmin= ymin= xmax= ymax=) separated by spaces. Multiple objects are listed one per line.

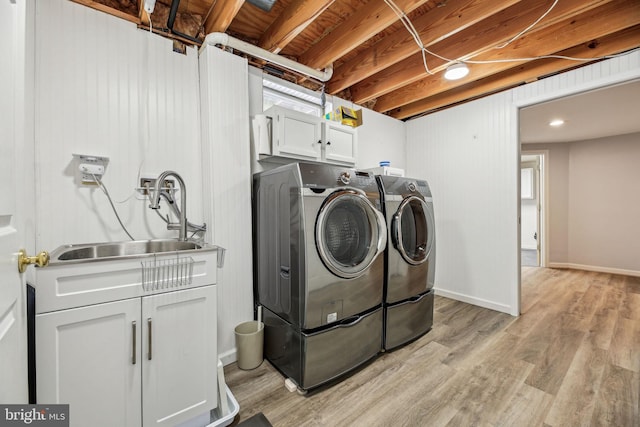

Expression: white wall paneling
xmin=406 ymin=92 xmax=519 ymax=315
xmin=34 ymin=0 xmax=203 ymax=251
xmin=356 ymin=108 xmax=406 ymax=170
xmin=199 ymin=46 xmax=253 ymax=363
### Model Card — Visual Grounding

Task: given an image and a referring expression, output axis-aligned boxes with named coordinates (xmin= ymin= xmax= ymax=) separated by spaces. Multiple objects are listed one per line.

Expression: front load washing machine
xmin=253 ymin=162 xmax=387 ymax=390
xmin=377 ymin=175 xmax=436 ymax=350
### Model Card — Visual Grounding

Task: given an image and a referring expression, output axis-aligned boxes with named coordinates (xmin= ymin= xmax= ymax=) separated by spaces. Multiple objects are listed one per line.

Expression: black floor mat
xmin=237 ymin=412 xmax=273 ymax=427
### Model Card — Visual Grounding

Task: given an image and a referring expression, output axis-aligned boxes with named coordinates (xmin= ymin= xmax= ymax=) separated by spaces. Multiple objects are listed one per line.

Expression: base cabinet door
xmin=142 ymin=285 xmax=218 ymax=427
xmin=36 ymin=298 xmax=142 ymax=427
xmin=37 ymin=285 xmax=217 ymax=427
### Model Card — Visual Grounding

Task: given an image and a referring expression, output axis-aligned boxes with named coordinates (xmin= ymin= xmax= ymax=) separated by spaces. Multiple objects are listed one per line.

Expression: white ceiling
xmin=519 ymin=79 xmax=640 ymax=144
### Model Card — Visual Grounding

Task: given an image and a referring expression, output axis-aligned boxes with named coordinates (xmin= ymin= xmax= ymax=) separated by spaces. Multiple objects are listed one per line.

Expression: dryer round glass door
xmin=392 ymin=196 xmax=434 ymax=265
xmin=316 ymin=189 xmax=387 ymax=279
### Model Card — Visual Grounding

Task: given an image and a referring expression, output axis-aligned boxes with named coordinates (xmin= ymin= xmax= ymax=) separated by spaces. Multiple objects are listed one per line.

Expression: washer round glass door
xmin=392 ymin=196 xmax=434 ymax=265
xmin=316 ymin=189 xmax=387 ymax=279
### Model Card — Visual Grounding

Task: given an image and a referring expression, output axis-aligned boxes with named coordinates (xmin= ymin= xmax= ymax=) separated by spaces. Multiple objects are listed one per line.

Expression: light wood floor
xmin=224 ymin=268 xmax=640 ymax=426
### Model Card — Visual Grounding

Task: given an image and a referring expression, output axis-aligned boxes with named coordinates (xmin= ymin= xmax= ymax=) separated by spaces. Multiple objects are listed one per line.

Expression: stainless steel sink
xmin=51 ymin=239 xmax=206 ymax=263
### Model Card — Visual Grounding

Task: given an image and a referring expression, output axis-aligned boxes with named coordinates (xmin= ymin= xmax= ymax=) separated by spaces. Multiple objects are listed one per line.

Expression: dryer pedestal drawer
xmin=384 ymin=291 xmax=433 ymax=351
xmin=303 ymin=307 xmax=382 ymax=389
xmin=263 ymin=306 xmax=382 ymax=390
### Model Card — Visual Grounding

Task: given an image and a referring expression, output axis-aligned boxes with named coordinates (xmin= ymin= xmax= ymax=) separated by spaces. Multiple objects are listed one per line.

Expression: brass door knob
xmin=18 ymin=249 xmax=50 ymax=273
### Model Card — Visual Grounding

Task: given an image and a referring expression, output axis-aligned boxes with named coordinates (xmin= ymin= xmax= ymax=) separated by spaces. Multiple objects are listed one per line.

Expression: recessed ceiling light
xmin=549 ymin=119 xmax=565 ymax=127
xmin=444 ymin=63 xmax=469 ymax=81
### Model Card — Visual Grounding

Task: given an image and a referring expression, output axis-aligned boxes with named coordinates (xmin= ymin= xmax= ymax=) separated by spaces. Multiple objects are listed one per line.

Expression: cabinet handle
xmin=147 ymin=318 xmax=153 ymax=361
xmin=131 ymin=321 xmax=137 ymax=365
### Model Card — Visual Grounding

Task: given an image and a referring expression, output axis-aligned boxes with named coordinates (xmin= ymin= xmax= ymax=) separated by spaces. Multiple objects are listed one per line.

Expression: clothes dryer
xmin=253 ymin=162 xmax=387 ymax=390
xmin=377 ymin=175 xmax=435 ymax=350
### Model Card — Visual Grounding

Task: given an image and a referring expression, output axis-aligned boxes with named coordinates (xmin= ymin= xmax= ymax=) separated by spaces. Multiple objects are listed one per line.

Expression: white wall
xmin=406 ymin=92 xmax=519 ymax=314
xmin=528 ymin=134 xmax=640 ymax=274
xmin=34 ymin=0 xmax=204 ymax=251
xmin=199 ymin=46 xmax=253 ymax=363
xmin=569 ymin=133 xmax=640 ymax=273
xmin=356 ymin=108 xmax=406 ymax=170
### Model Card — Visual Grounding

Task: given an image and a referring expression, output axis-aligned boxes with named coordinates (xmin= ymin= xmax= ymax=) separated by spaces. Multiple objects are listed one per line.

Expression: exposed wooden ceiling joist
xmin=351 ymin=0 xmax=615 ymax=104
xmin=327 ymin=0 xmax=522 ymax=94
xmin=373 ymin=0 xmax=640 ymax=113
xmin=259 ymin=0 xmax=336 ymax=53
xmin=297 ymin=0 xmax=432 ymax=69
xmin=204 ymin=0 xmax=245 ymax=34
xmin=389 ymin=25 xmax=640 ymax=119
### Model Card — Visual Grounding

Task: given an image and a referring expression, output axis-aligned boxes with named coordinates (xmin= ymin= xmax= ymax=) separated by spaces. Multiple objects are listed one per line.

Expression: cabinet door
xmin=271 ymin=107 xmax=322 ymax=160
xmin=323 ymin=122 xmax=357 ymax=165
xmin=36 ymin=299 xmax=141 ymax=427
xmin=142 ymin=285 xmax=217 ymax=427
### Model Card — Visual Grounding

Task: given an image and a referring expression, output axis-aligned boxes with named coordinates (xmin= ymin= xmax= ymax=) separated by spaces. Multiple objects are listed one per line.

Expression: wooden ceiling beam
xmin=298 ymin=0 xmax=431 ymax=70
xmin=204 ymin=0 xmax=245 ymax=34
xmin=259 ymin=0 xmax=335 ymax=53
xmin=327 ymin=0 xmax=521 ymax=95
xmin=351 ymin=0 xmax=614 ymax=104
xmin=71 ymin=0 xmax=141 ymax=24
xmin=138 ymin=0 xmax=149 ymax=25
xmin=390 ymin=26 xmax=640 ymax=119
xmin=372 ymin=0 xmax=639 ymax=112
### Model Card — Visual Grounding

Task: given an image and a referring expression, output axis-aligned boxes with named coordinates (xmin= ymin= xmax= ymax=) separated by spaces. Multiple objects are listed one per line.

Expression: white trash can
xmin=234 ymin=320 xmax=264 ymax=370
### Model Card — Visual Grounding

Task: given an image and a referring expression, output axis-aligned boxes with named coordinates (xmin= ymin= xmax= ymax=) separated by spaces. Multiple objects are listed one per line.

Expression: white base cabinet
xmin=263 ymin=105 xmax=357 ymax=165
xmin=37 ymin=298 xmax=141 ymax=427
xmin=37 ymin=285 xmax=217 ymax=427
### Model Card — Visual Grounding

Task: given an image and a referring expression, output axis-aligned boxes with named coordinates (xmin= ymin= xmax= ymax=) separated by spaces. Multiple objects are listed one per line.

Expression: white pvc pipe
xmin=202 ymin=32 xmax=333 ymax=82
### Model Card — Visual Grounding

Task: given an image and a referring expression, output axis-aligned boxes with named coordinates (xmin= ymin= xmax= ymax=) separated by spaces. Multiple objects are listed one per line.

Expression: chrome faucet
xmin=149 ymin=171 xmax=189 ymax=241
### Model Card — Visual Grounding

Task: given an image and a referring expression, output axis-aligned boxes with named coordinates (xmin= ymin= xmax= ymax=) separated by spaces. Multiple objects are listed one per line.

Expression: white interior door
xmin=0 ymin=0 xmax=28 ymax=403
xmin=521 ymin=157 xmax=541 ymax=266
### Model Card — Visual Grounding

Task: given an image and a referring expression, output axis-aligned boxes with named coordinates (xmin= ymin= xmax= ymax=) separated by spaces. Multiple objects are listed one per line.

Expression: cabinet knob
xmin=317 ymin=140 xmax=322 ymax=144
xmin=18 ymin=249 xmax=50 ymax=273
xmin=326 ymin=141 xmax=331 ymax=145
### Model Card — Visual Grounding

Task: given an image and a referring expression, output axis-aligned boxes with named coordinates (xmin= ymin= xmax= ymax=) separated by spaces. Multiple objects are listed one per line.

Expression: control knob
xmin=339 ymin=172 xmax=351 ymax=185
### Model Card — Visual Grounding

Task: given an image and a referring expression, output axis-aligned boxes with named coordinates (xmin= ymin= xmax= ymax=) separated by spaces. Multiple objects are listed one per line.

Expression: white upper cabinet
xmin=269 ymin=106 xmax=322 ymax=161
xmin=323 ymin=120 xmax=358 ymax=165
xmin=263 ymin=105 xmax=357 ymax=165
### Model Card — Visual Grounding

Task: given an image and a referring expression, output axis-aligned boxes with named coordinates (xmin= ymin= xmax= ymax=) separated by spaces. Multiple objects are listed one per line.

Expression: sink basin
xmin=51 ymin=239 xmax=205 ymax=263
xmin=36 ymin=239 xmax=224 ymax=313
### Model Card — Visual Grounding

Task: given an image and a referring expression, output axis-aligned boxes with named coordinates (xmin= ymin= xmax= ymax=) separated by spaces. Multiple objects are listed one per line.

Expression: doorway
xmin=520 ymin=153 xmax=545 ymax=268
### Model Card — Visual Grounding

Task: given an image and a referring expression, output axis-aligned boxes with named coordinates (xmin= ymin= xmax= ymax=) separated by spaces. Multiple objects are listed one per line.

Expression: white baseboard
xmin=548 ymin=262 xmax=640 ymax=277
xmin=433 ymin=287 xmax=514 ymax=315
xmin=219 ymin=348 xmax=237 ymax=366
